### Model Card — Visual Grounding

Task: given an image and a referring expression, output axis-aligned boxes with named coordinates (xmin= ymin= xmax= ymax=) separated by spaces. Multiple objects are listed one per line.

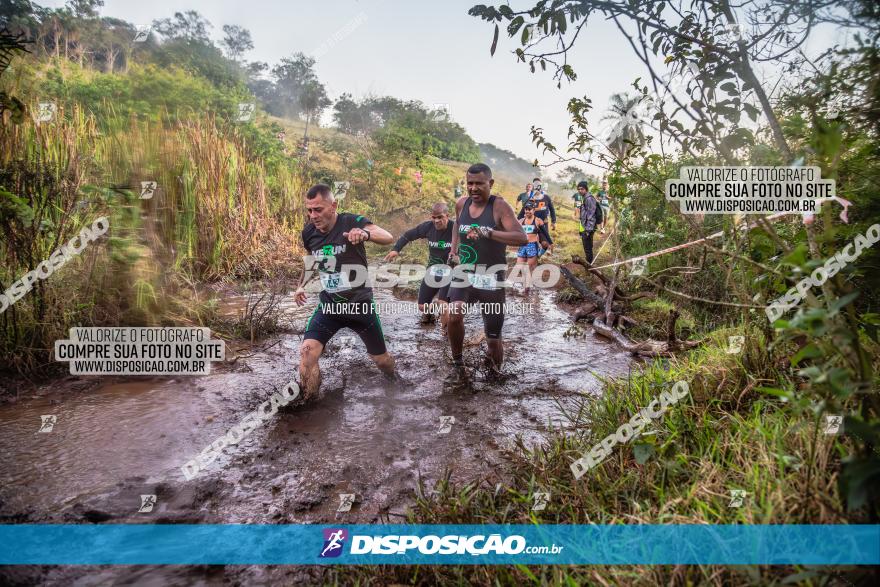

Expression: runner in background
xmin=577 ymin=180 xmax=599 ymax=263
xmin=516 ymin=182 xmax=534 ymax=208
xmin=515 ymin=202 xmax=551 ymax=293
xmin=383 ymin=202 xmax=454 ymax=327
xmin=518 ymin=181 xmax=556 ymax=233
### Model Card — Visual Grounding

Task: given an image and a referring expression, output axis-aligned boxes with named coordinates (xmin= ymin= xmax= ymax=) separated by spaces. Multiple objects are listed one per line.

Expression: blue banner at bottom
xmin=0 ymin=524 xmax=877 ymax=565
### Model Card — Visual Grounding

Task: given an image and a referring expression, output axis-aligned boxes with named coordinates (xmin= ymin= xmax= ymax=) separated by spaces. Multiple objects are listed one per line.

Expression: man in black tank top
xmin=293 ymin=184 xmax=398 ymax=401
xmin=447 ymin=163 xmax=527 ymax=381
xmin=383 ymin=202 xmax=454 ymax=326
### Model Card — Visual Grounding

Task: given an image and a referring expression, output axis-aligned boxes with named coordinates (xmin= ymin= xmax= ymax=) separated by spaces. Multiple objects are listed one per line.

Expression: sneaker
xmin=444 ymin=362 xmax=468 ymax=386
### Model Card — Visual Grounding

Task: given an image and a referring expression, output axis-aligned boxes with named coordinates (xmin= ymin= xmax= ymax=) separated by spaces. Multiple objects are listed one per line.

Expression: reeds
xmin=0 ymin=100 xmax=305 ymax=374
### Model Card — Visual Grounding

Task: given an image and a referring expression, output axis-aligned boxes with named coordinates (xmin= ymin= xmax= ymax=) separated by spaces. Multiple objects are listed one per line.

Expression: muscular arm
xmin=363 ymin=223 xmax=394 ymax=245
xmin=537 ymin=219 xmax=552 ymax=244
xmin=392 ymin=222 xmax=429 ymax=252
xmin=491 ymin=199 xmax=528 ymax=246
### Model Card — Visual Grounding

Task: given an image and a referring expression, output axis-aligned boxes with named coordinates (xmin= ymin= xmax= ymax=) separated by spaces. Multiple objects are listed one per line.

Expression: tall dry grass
xmin=0 ymin=102 xmax=305 ymax=376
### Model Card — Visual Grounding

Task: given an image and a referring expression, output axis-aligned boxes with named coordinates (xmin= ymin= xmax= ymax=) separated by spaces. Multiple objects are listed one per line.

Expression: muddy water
xmin=0 ymin=284 xmax=631 ymax=583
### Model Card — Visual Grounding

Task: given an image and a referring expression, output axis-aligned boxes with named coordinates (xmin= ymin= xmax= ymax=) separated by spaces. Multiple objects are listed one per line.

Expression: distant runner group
xmin=292 ymin=163 xmax=612 ymax=399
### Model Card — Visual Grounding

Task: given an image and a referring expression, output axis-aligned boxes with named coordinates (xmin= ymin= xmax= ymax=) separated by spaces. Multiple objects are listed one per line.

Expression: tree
xmin=65 ymin=0 xmax=103 ymax=67
xmin=0 ymin=27 xmax=31 ymax=123
xmin=66 ymin=0 xmax=103 ymax=19
xmin=555 ymin=165 xmax=596 ymax=189
xmin=469 ymin=0 xmax=880 ymax=521
xmin=269 ymin=52 xmax=325 ymax=119
xmin=152 ymin=10 xmax=212 ymax=42
xmin=220 ymin=24 xmax=253 ymax=62
xmin=1 ymin=0 xmax=40 ymax=38
xmin=333 ymin=92 xmax=366 ymax=134
xmin=299 ymin=79 xmax=331 ymax=139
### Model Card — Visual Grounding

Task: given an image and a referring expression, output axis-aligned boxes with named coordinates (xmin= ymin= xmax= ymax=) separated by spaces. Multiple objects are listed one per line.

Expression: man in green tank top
xmin=446 ymin=163 xmax=527 ymax=383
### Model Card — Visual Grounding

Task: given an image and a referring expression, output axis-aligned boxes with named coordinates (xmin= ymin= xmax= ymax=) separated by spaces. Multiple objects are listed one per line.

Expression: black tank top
xmin=457 ymin=195 xmax=507 ymax=281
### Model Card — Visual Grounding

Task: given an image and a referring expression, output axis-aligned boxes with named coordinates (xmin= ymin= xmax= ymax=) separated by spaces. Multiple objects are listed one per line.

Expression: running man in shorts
xmin=293 ymin=184 xmax=397 ymax=400
xmin=383 ymin=202 xmax=454 ymax=326
xmin=446 ymin=163 xmax=527 ymax=381
xmin=515 ymin=201 xmax=552 ymax=293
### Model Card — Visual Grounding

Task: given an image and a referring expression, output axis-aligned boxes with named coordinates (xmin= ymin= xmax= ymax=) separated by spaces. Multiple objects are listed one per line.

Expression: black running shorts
xmin=447 ymin=285 xmax=506 ymax=339
xmin=303 ymin=300 xmax=387 ymax=355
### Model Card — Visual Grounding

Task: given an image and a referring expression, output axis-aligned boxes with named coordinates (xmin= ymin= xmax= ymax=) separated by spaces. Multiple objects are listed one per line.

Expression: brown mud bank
xmin=0 ymin=287 xmax=632 ymax=585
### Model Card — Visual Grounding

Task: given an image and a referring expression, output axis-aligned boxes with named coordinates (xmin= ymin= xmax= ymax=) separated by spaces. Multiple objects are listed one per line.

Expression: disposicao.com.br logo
xmin=320 ymin=530 xmax=563 ymax=557
xmin=319 ymin=528 xmax=349 ymax=558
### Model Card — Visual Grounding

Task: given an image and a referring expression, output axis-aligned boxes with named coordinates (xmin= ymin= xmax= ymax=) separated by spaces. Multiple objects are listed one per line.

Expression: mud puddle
xmin=0 ymin=285 xmax=632 ymax=585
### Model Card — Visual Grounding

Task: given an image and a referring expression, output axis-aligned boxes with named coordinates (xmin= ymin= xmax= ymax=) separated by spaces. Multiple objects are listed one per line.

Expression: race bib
xmin=523 ymin=224 xmax=535 ymax=234
xmin=428 ymin=265 xmax=451 ymax=277
xmin=468 ymin=273 xmax=498 ymax=290
xmin=320 ymin=272 xmax=351 ymax=293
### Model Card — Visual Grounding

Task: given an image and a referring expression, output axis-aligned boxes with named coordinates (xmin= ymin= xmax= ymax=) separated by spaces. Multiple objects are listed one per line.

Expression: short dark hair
xmin=533 ymin=177 xmax=541 ymax=182
xmin=467 ymin=163 xmax=492 ymax=178
xmin=577 ymin=181 xmax=590 ymax=190
xmin=306 ymin=184 xmax=332 ymax=200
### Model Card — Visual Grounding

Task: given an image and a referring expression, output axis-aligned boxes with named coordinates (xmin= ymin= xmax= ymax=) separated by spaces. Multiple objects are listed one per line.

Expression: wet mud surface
xmin=0 ymin=286 xmax=632 ymax=585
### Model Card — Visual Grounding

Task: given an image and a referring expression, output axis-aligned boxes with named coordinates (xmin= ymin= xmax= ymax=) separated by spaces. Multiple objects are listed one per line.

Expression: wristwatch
xmin=363 ymin=229 xmax=371 ymax=241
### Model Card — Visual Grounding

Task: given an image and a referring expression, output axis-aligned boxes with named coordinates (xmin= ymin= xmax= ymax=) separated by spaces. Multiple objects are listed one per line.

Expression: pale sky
xmin=40 ymin=0 xmax=847 ymax=178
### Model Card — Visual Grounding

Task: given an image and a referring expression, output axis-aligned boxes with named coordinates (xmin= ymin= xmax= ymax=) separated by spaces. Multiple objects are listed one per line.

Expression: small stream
xmin=0 ymin=285 xmax=633 ymax=584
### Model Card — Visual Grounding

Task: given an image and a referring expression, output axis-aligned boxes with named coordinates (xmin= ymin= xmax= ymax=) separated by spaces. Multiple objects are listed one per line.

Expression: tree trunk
xmin=559 ymin=265 xmax=606 ymax=306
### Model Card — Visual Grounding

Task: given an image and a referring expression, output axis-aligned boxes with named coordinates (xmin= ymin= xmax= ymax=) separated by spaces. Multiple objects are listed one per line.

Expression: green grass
xmin=329 ymin=323 xmax=861 ymax=586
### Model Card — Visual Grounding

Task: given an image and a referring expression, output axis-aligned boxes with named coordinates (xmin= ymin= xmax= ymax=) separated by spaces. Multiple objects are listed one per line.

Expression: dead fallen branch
xmin=592 ymin=311 xmax=703 ymax=358
xmin=559 ymin=264 xmax=606 ymax=306
xmin=559 ymin=261 xmax=705 ymax=357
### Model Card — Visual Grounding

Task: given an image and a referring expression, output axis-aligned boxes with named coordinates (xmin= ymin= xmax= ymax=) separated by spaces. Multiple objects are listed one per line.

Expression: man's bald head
xmin=430 ymin=202 xmax=450 ymax=230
